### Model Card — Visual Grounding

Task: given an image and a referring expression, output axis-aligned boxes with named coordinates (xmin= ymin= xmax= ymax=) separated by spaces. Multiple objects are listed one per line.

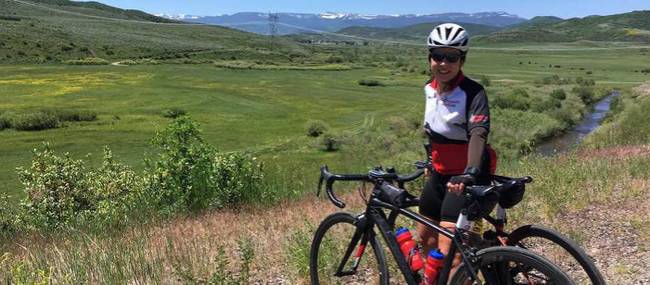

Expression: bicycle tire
xmin=310 ymin=212 xmax=389 ymax=285
xmin=508 ymin=225 xmax=605 ymax=285
xmin=449 ymin=246 xmax=575 ymax=285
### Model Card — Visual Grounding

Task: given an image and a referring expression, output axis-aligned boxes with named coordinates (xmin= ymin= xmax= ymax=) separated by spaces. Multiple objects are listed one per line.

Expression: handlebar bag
xmin=497 ymin=182 xmax=525 ymax=209
xmin=378 ymin=183 xmax=407 ymax=208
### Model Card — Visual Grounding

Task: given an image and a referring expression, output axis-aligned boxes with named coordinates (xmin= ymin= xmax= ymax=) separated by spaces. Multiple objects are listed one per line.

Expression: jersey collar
xmin=430 ymin=71 xmax=465 ymax=91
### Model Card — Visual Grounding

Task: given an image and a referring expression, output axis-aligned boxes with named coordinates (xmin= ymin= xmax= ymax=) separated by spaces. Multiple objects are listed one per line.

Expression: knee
xmin=417 ymin=222 xmax=438 ymax=246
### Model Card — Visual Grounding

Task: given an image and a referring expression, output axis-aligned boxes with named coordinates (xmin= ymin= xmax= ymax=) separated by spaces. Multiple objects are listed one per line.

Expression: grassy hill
xmin=0 ymin=0 xmax=310 ymax=63
xmin=475 ymin=10 xmax=650 ymax=43
xmin=336 ymin=22 xmax=502 ymax=43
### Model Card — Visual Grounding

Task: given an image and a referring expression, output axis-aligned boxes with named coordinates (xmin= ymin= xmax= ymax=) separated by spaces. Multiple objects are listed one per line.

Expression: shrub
xmin=63 ymin=57 xmax=109 ymax=65
xmin=162 ymin=107 xmax=187 ymax=118
xmin=325 ymin=55 xmax=344 ymax=64
xmin=319 ymin=132 xmax=340 ymax=152
xmin=575 ymin=77 xmax=595 ymax=86
xmin=17 ymin=145 xmax=90 ymax=229
xmin=85 ymin=148 xmax=142 ymax=227
xmin=531 ymin=97 xmax=562 ymax=113
xmin=144 ymin=117 xmax=216 ymax=214
xmin=358 ymin=79 xmax=384 ymax=87
xmin=305 ymin=120 xmax=329 ymax=137
xmin=536 ymin=74 xmax=570 ymax=85
xmin=144 ymin=117 xmax=264 ymax=214
xmin=478 ymin=75 xmax=491 ymax=87
xmin=572 ymin=86 xmax=595 ymax=104
xmin=11 ymin=112 xmax=58 ymax=131
xmin=16 ymin=145 xmax=141 ymax=230
xmin=43 ymin=109 xmax=97 ymax=122
xmin=491 ymin=91 xmax=530 ymax=111
xmin=210 ymin=152 xmax=264 ymax=208
xmin=550 ymin=89 xmax=567 ymax=100
xmin=0 ymin=112 xmax=12 ymax=130
xmin=386 ymin=116 xmax=410 ymax=136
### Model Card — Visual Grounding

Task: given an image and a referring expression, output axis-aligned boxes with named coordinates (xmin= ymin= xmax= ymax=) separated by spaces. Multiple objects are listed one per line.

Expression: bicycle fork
xmin=335 ymin=214 xmax=370 ymax=276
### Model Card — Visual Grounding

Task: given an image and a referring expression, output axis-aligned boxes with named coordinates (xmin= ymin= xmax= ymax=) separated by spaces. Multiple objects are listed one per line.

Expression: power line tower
xmin=268 ymin=12 xmax=279 ymax=37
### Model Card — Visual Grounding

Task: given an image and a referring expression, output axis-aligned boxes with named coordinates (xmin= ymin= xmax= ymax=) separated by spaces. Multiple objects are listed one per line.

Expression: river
xmin=536 ymin=91 xmax=620 ymax=155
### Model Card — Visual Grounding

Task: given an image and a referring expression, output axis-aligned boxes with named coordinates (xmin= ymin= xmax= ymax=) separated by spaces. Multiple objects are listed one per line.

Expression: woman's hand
xmin=447 ymin=174 xmax=476 ymax=195
xmin=446 ymin=181 xmax=465 ymax=195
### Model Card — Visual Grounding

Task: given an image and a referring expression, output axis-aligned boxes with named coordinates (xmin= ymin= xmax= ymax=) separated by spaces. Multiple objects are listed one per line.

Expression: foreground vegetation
xmin=1 ymin=87 xmax=649 ymax=283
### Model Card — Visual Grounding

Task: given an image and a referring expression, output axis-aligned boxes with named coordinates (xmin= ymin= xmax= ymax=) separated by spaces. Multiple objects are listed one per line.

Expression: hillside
xmin=336 ymin=22 xmax=502 ymax=43
xmin=0 ymin=0 xmax=308 ymax=63
xmin=176 ymin=12 xmax=526 ymax=35
xmin=475 ymin=10 xmax=650 ymax=43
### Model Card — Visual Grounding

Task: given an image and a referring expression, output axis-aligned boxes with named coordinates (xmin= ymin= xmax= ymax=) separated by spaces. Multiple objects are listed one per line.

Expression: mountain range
xmin=160 ymin=12 xmax=527 ymax=35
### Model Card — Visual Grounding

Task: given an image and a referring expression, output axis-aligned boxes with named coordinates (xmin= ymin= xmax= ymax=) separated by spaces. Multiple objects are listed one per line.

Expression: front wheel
xmin=508 ymin=225 xmax=605 ymax=285
xmin=309 ymin=212 xmax=389 ymax=285
xmin=449 ymin=246 xmax=575 ymax=285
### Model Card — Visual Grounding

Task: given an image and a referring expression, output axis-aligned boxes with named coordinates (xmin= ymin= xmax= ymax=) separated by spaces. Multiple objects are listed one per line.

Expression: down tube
xmin=370 ymin=209 xmax=419 ymax=285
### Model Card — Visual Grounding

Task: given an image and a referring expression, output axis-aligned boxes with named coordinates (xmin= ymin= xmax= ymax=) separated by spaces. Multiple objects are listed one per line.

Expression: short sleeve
xmin=467 ymin=89 xmax=490 ymax=132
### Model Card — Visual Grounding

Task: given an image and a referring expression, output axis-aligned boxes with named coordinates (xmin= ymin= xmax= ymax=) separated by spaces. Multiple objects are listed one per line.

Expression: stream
xmin=536 ymin=91 xmax=620 ymax=155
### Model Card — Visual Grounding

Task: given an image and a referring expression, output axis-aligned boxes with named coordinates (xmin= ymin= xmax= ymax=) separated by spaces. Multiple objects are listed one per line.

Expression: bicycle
xmin=480 ymin=175 xmax=605 ymax=285
xmin=309 ymin=162 xmax=574 ymax=284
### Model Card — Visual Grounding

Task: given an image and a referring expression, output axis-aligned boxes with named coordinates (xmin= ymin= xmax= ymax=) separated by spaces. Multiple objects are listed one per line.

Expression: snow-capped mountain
xmin=160 ymin=11 xmax=527 ymax=35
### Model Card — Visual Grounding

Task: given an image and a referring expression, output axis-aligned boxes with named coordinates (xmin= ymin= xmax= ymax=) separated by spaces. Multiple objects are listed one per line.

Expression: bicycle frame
xmin=317 ymin=164 xmax=531 ymax=284
xmin=335 ymin=185 xmax=482 ymax=285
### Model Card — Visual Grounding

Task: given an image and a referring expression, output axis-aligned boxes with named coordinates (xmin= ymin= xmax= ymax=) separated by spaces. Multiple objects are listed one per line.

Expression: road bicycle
xmin=481 ymin=175 xmax=605 ymax=285
xmin=309 ymin=162 xmax=574 ymax=284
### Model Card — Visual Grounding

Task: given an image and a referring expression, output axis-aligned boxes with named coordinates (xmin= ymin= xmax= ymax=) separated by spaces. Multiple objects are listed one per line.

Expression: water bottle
xmin=423 ymin=249 xmax=445 ymax=285
xmin=395 ymin=227 xmax=424 ymax=272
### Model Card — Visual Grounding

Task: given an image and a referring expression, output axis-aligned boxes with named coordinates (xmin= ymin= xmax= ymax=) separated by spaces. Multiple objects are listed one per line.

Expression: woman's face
xmin=429 ymin=47 xmax=464 ymax=84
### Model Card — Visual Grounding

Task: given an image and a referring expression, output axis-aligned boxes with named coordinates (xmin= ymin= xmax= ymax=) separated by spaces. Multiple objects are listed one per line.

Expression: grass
xmin=1 ymin=41 xmax=650 ymax=203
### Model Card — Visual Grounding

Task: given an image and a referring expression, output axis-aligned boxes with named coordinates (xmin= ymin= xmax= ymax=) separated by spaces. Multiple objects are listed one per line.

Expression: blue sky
xmin=96 ymin=0 xmax=649 ymax=19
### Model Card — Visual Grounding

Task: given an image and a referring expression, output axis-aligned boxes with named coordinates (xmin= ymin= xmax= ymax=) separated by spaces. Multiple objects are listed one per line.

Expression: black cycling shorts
xmin=418 ymin=165 xmax=497 ymax=223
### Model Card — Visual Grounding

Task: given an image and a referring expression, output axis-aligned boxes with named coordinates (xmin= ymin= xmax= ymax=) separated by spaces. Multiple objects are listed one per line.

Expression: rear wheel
xmin=508 ymin=225 xmax=605 ymax=285
xmin=449 ymin=246 xmax=574 ymax=285
xmin=310 ymin=212 xmax=389 ymax=285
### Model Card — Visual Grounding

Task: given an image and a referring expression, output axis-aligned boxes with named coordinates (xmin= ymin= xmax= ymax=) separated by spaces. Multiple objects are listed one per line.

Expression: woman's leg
xmin=418 ymin=172 xmax=445 ymax=255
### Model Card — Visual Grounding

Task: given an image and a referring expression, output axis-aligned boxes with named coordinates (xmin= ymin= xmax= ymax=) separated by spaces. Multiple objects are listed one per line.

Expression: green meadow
xmin=2 ymin=44 xmax=650 ymax=202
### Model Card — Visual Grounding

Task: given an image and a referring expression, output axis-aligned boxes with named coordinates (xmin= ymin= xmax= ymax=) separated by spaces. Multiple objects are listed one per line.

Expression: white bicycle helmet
xmin=427 ymin=23 xmax=469 ymax=52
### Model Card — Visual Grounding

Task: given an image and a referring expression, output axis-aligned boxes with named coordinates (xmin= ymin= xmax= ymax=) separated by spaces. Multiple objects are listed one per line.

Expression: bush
xmin=491 ymin=92 xmax=530 ymax=111
xmin=63 ymin=57 xmax=109 ymax=65
xmin=386 ymin=116 xmax=410 ymax=136
xmin=550 ymin=89 xmax=567 ymax=100
xmin=530 ymin=97 xmax=562 ymax=113
xmin=305 ymin=120 xmax=329 ymax=137
xmin=325 ymin=55 xmax=344 ymax=64
xmin=17 ymin=145 xmax=90 ymax=229
xmin=144 ymin=117 xmax=264 ymax=214
xmin=162 ymin=107 xmax=187 ymax=118
xmin=16 ymin=145 xmax=141 ymax=230
xmin=575 ymin=77 xmax=595 ymax=86
xmin=210 ymin=152 xmax=265 ymax=208
xmin=478 ymin=75 xmax=491 ymax=87
xmin=572 ymin=86 xmax=595 ymax=104
xmin=0 ymin=112 xmax=11 ymax=130
xmin=43 ymin=109 xmax=97 ymax=122
xmin=319 ymin=132 xmax=340 ymax=152
xmin=11 ymin=112 xmax=58 ymax=131
xmin=536 ymin=75 xmax=570 ymax=85
xmin=358 ymin=79 xmax=384 ymax=87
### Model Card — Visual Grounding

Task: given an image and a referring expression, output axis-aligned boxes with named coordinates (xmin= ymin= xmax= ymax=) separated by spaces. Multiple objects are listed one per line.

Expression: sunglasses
xmin=429 ymin=50 xmax=464 ymax=63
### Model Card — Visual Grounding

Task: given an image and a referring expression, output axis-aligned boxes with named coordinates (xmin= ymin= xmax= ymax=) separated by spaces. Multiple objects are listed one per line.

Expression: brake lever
xmin=317 ymin=175 xmax=324 ymax=197
xmin=317 ymin=165 xmax=328 ymax=197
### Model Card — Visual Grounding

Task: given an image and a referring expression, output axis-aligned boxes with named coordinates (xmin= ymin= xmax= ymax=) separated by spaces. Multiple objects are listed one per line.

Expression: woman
xmin=417 ymin=23 xmax=497 ymax=268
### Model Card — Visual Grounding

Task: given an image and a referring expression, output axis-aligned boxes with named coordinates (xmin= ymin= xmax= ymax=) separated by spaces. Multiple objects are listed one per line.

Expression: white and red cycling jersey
xmin=423 ymin=72 xmax=496 ymax=175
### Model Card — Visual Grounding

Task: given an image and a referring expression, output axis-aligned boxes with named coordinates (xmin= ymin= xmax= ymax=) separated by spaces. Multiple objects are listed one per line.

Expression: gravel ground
xmin=557 ymin=184 xmax=650 ymax=284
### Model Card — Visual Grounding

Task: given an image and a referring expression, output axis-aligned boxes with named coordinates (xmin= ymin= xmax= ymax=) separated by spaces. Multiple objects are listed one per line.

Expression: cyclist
xmin=416 ymin=23 xmax=497 ymax=269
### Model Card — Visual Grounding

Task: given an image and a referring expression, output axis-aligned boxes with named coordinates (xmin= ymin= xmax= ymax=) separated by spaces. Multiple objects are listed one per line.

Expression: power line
xmin=268 ymin=13 xmax=279 ymax=37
